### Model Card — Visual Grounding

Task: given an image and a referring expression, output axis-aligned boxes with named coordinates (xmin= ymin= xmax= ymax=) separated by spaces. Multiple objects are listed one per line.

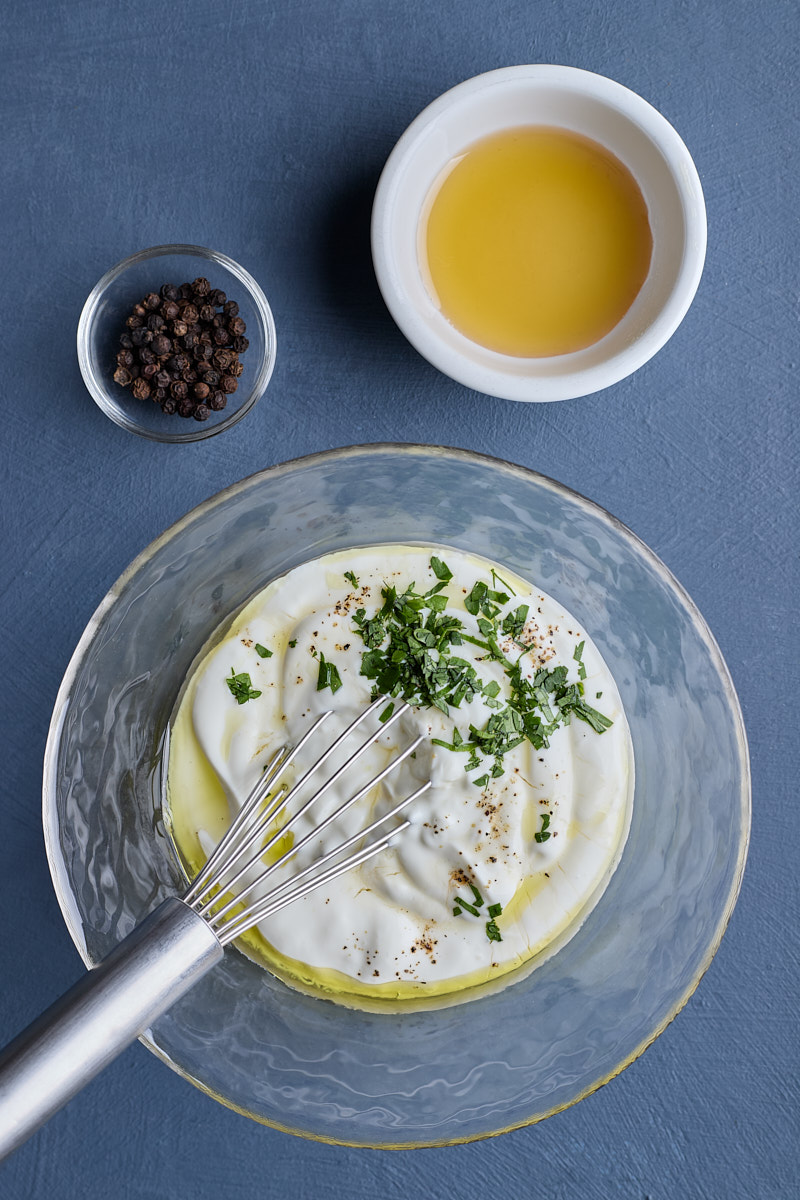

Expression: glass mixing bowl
xmin=42 ymin=445 xmax=750 ymax=1147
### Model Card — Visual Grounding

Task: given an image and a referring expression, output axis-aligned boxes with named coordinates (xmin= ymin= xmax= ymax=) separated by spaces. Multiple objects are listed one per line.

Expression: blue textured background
xmin=1 ymin=1 xmax=797 ymax=1196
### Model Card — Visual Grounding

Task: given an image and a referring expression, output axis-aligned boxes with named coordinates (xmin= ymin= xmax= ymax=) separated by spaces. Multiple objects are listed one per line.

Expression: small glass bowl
xmin=77 ymin=244 xmax=277 ymax=443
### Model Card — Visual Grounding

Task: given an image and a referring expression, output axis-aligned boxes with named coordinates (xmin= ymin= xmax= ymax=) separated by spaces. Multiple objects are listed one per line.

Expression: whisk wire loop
xmin=184 ymin=695 xmax=426 ymax=941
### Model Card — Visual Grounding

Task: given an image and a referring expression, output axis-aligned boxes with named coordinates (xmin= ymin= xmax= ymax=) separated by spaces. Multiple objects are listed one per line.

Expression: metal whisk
xmin=0 ymin=696 xmax=429 ymax=1160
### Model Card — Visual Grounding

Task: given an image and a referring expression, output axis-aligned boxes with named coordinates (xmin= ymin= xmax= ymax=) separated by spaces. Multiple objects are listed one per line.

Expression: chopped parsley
xmin=378 ymin=702 xmax=395 ymax=723
xmin=254 ymin=642 xmax=272 ymax=659
xmin=430 ymin=556 xmax=453 ymax=582
xmin=534 ymin=813 xmax=551 ymax=843
xmin=453 ymin=881 xmax=503 ymax=941
xmin=316 ymin=652 xmax=343 ymax=695
xmin=226 ymin=668 xmax=261 ymax=704
xmin=344 ymin=571 xmax=359 ymax=588
xmin=288 ymin=639 xmax=297 ymax=648
xmin=350 ymin=556 xmax=613 ymax=786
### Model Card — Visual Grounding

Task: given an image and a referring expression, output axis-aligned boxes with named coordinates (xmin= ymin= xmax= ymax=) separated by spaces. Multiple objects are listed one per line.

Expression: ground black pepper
xmin=112 ymin=276 xmax=250 ymax=419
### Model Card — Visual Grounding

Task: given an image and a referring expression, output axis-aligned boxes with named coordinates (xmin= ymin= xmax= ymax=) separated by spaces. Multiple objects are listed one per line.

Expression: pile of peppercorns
xmin=113 ymin=277 xmax=249 ymax=421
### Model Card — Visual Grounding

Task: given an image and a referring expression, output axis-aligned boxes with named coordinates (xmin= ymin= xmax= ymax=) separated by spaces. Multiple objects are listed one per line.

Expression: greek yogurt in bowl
xmin=166 ymin=544 xmax=633 ymax=1009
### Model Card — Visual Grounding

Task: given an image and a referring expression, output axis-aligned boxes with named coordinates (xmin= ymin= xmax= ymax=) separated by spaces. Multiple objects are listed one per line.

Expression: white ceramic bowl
xmin=372 ymin=65 xmax=707 ymax=402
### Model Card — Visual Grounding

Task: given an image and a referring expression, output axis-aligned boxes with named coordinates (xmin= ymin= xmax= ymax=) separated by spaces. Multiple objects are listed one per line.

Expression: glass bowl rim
xmin=76 ymin=242 xmax=277 ymax=444
xmin=41 ymin=442 xmax=751 ymax=1146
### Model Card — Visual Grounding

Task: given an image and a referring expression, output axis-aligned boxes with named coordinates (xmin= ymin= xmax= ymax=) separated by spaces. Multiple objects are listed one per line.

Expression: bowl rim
xmin=371 ymin=64 xmax=708 ymax=403
xmin=76 ymin=242 xmax=277 ymax=443
xmin=42 ymin=442 xmax=750 ymax=1147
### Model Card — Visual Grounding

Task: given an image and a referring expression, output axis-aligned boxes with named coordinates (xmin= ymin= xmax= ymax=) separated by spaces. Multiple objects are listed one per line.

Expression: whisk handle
xmin=0 ymin=897 xmax=222 ymax=1161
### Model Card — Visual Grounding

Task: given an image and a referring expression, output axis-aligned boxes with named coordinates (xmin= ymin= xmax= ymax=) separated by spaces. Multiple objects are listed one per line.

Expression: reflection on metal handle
xmin=0 ymin=898 xmax=223 ymax=1161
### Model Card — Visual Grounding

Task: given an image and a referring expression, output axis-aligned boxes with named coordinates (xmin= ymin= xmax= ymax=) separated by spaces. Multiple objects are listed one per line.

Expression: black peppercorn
xmin=131 ymin=377 xmax=151 ymax=401
xmin=114 ymin=277 xmax=250 ymax=419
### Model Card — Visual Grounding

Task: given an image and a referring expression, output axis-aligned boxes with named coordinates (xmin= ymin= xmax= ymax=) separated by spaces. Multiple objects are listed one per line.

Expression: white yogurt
xmin=166 ymin=545 xmax=633 ymax=1007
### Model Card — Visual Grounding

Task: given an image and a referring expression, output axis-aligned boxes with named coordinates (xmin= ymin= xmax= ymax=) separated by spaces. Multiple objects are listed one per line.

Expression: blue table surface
xmin=1 ymin=1 xmax=797 ymax=1196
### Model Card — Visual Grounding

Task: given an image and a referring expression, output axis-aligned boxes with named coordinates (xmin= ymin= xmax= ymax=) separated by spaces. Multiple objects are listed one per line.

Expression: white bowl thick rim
xmin=372 ymin=65 xmax=707 ymax=402
xmin=77 ymin=243 xmax=277 ymax=443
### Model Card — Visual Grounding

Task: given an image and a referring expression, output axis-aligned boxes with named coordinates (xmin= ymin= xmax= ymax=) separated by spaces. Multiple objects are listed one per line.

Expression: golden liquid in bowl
xmin=419 ymin=126 xmax=653 ymax=358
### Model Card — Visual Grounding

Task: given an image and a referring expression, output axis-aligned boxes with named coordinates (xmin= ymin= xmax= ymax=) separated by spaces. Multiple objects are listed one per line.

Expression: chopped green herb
xmin=596 ymin=691 xmax=602 ymax=699
xmin=573 ymin=640 xmax=585 ymax=662
xmin=316 ymin=653 xmax=343 ymax=695
xmin=350 ymin=567 xmax=613 ymax=785
xmin=378 ymin=702 xmax=395 ymax=724
xmin=344 ymin=571 xmax=359 ymax=588
xmin=254 ymin=643 xmax=272 ymax=659
xmin=225 ymin=668 xmax=262 ymax=705
xmin=453 ymin=895 xmax=481 ymax=917
xmin=486 ymin=919 xmax=502 ymax=942
xmin=468 ymin=882 xmax=484 ymax=908
xmin=288 ymin=639 xmax=297 ymax=648
xmin=491 ymin=569 xmax=516 ymax=596
xmin=487 ymin=902 xmax=503 ymax=918
xmin=534 ymin=813 xmax=551 ymax=843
